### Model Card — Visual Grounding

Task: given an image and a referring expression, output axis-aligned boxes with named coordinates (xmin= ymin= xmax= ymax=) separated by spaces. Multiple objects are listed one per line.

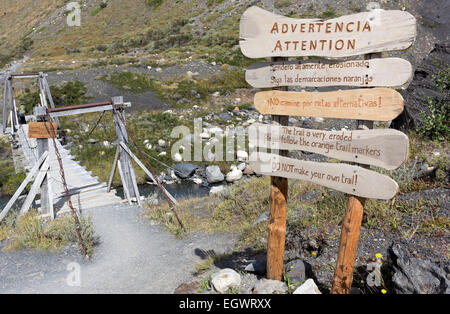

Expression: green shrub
xmin=101 ymin=71 xmax=159 ymax=94
xmin=17 ymin=81 xmax=90 ymax=113
xmin=6 ymin=212 xmax=97 ymax=256
xmin=2 ymin=172 xmax=27 ymax=196
xmin=145 ymin=0 xmax=163 ymax=8
xmin=418 ymin=68 xmax=449 ymax=141
xmin=274 ymin=0 xmax=293 ymax=9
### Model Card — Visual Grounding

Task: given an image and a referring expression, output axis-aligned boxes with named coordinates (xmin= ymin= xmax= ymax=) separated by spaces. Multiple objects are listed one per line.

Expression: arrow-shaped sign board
xmin=245 ymin=58 xmax=413 ymax=88
xmin=240 ymin=6 xmax=416 ymax=58
xmin=249 ymin=152 xmax=399 ymax=200
xmin=249 ymin=124 xmax=408 ymax=170
xmin=254 ymin=88 xmax=404 ymax=121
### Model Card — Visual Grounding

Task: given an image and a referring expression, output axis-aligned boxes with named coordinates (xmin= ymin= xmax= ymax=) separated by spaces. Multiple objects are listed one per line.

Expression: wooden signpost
xmin=254 ymin=88 xmax=404 ymax=121
xmin=245 ymin=58 xmax=412 ymax=88
xmin=239 ymin=5 xmax=416 ymax=293
xmin=239 ymin=6 xmax=416 ymax=58
xmin=249 ymin=124 xmax=409 ymax=170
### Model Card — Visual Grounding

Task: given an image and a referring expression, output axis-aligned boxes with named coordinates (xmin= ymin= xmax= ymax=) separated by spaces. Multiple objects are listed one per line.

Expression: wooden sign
xmin=249 ymin=124 xmax=408 ymax=170
xmin=239 ymin=6 xmax=416 ymax=58
xmin=28 ymin=122 xmax=57 ymax=138
xmin=249 ymin=152 xmax=398 ymax=200
xmin=254 ymin=88 xmax=404 ymax=121
xmin=245 ymin=58 xmax=412 ymax=88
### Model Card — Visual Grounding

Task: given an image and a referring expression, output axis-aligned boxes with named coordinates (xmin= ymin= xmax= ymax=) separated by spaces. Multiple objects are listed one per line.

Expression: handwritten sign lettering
xmin=28 ymin=122 xmax=57 ymax=139
xmin=249 ymin=124 xmax=408 ymax=170
xmin=239 ymin=6 xmax=416 ymax=58
xmin=246 ymin=58 xmax=412 ymax=88
xmin=254 ymin=88 xmax=404 ymax=121
xmin=249 ymin=152 xmax=398 ymax=200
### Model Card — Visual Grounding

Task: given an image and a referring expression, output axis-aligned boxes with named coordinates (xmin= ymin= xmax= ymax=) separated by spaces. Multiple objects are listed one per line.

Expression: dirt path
xmin=0 ymin=203 xmax=237 ymax=293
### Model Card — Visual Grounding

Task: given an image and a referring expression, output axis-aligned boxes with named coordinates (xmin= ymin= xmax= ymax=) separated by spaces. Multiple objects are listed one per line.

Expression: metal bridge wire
xmin=113 ymin=108 xmax=185 ymax=231
xmin=42 ymin=115 xmax=88 ymax=257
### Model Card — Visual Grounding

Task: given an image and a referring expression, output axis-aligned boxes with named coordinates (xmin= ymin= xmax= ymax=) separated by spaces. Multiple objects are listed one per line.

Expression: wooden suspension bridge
xmin=0 ymin=72 xmax=178 ymax=224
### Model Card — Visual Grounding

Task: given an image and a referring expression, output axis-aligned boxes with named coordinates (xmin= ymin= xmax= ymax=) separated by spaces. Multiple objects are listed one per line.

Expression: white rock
xmin=209 ymin=185 xmax=224 ymax=195
xmin=211 ymin=269 xmax=241 ymax=293
xmin=102 ymin=141 xmax=112 ymax=148
xmin=247 ymin=118 xmax=256 ymax=124
xmin=237 ymin=150 xmax=248 ymax=160
xmin=147 ymin=66 xmax=152 ymax=70
xmin=206 ymin=166 xmax=224 ymax=183
xmin=173 ymin=153 xmax=182 ymax=162
xmin=156 ymin=67 xmax=162 ymax=73
xmin=212 ymin=91 xmax=220 ymax=97
xmin=208 ymin=126 xmax=224 ymax=135
xmin=192 ymin=177 xmax=202 ymax=185
xmin=158 ymin=151 xmax=167 ymax=157
xmin=293 ymin=279 xmax=321 ymax=294
xmin=158 ymin=139 xmax=167 ymax=147
xmin=211 ymin=61 xmax=216 ymax=66
xmin=199 ymin=132 xmax=210 ymax=139
xmin=314 ymin=117 xmax=324 ymax=123
xmin=253 ymin=279 xmax=287 ymax=294
xmin=145 ymin=143 xmax=152 ymax=150
xmin=226 ymin=168 xmax=243 ymax=183
xmin=205 ymin=151 xmax=215 ymax=161
xmin=143 ymin=139 xmax=150 ymax=144
xmin=237 ymin=163 xmax=246 ymax=171
xmin=186 ymin=70 xmax=194 ymax=78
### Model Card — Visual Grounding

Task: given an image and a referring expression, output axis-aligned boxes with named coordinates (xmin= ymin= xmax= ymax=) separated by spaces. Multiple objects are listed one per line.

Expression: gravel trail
xmin=0 ymin=203 xmax=237 ymax=293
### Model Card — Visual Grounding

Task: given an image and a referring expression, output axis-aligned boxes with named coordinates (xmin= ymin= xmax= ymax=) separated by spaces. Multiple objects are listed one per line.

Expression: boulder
xmin=237 ymin=150 xmax=248 ymax=161
xmin=293 ymin=279 xmax=321 ymax=294
xmin=158 ymin=139 xmax=167 ymax=147
xmin=219 ymin=113 xmax=232 ymax=121
xmin=209 ymin=185 xmax=224 ymax=195
xmin=211 ymin=269 xmax=241 ymax=293
xmin=206 ymin=166 xmax=224 ymax=183
xmin=243 ymin=165 xmax=255 ymax=176
xmin=173 ymin=164 xmax=197 ymax=179
xmin=392 ymin=44 xmax=450 ymax=131
xmin=389 ymin=244 xmax=449 ymax=294
xmin=244 ymin=259 xmax=267 ymax=276
xmin=252 ymin=211 xmax=269 ymax=227
xmin=252 ymin=279 xmax=287 ymax=294
xmin=284 ymin=260 xmax=313 ymax=286
xmin=173 ymin=153 xmax=182 ymax=162
xmin=226 ymin=168 xmax=243 ymax=183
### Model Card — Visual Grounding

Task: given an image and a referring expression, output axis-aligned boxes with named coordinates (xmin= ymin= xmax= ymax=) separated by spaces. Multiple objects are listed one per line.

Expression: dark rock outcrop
xmin=389 ymin=243 xmax=449 ymax=294
xmin=391 ymin=44 xmax=449 ymax=131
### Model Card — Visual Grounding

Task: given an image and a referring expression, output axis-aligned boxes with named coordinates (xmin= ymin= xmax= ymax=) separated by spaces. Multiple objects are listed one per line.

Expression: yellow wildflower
xmin=381 ymin=289 xmax=387 ymax=294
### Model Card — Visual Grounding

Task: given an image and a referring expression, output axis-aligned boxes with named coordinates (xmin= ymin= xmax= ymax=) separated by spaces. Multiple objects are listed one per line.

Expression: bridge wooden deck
xmin=17 ymin=124 xmax=124 ymax=213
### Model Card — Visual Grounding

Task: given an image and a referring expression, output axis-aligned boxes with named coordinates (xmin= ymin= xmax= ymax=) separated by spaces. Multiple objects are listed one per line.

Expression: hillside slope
xmin=0 ymin=0 xmax=447 ymax=72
